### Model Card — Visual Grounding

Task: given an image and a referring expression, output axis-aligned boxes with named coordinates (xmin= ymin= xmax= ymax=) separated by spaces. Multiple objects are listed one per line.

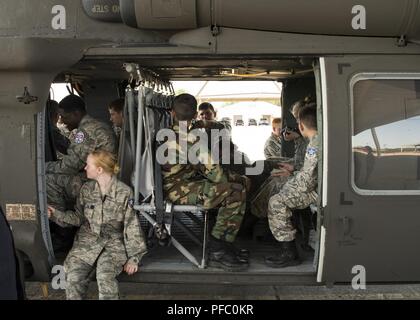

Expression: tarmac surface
xmin=25 ymin=282 xmax=420 ymax=300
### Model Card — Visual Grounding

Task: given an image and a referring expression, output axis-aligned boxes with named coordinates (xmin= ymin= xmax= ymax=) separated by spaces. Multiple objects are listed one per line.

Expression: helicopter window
xmin=352 ymin=77 xmax=420 ymax=193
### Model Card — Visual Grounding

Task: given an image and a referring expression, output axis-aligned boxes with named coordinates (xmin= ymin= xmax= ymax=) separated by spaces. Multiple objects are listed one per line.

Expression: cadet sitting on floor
xmin=48 ymin=150 xmax=147 ymax=300
xmin=266 ymin=104 xmax=318 ymax=268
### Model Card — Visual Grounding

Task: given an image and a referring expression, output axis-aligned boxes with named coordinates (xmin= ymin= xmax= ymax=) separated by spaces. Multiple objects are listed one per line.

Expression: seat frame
xmin=122 ymin=71 xmax=210 ymax=268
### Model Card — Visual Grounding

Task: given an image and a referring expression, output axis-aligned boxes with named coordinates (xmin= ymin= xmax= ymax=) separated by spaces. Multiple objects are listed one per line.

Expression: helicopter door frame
xmin=314 ymin=57 xmax=328 ymax=283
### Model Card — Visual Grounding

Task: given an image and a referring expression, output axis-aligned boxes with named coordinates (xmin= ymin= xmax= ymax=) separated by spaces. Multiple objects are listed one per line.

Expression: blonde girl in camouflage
xmin=48 ymin=150 xmax=147 ymax=299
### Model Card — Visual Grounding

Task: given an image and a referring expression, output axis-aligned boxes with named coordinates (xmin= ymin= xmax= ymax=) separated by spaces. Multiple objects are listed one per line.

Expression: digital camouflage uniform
xmin=293 ymin=136 xmax=309 ymax=171
xmin=46 ymin=115 xmax=117 ymax=211
xmin=51 ymin=177 xmax=147 ymax=300
xmin=251 ymin=133 xmax=285 ymax=218
xmin=251 ymin=175 xmax=288 ymax=218
xmin=264 ymin=133 xmax=282 ymax=159
xmin=52 ymin=125 xmax=70 ymax=159
xmin=268 ymin=134 xmax=319 ymax=242
xmin=251 ymin=135 xmax=309 ymax=218
xmin=162 ymin=122 xmax=246 ymax=243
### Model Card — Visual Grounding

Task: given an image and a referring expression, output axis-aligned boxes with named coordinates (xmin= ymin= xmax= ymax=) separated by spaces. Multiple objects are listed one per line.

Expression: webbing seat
xmin=121 ymin=71 xmax=210 ymax=268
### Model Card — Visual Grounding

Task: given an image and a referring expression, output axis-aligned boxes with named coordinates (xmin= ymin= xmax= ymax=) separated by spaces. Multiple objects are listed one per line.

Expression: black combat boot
xmin=265 ymin=240 xmax=300 ymax=268
xmin=208 ymin=236 xmax=249 ymax=272
xmin=225 ymin=242 xmax=250 ymax=264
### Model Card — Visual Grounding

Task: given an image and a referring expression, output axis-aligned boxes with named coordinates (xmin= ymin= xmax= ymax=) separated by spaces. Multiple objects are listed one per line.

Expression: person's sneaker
xmin=265 ymin=240 xmax=301 ymax=268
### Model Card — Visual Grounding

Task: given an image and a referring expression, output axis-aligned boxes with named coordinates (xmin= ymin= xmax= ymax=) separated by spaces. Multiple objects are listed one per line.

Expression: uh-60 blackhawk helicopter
xmin=1 ymin=0 xmax=420 ymax=291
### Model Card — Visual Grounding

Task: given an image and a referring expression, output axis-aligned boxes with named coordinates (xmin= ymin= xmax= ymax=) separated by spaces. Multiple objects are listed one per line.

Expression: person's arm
xmin=271 ymin=162 xmax=294 ymax=177
xmin=283 ymin=130 xmax=300 ymax=142
xmin=52 ymin=128 xmax=70 ymax=155
xmin=48 ymin=187 xmax=85 ymax=227
xmin=201 ymin=163 xmax=226 ymax=183
xmin=293 ymin=136 xmax=308 ymax=171
xmin=46 ymin=129 xmax=92 ymax=174
xmin=263 ymin=137 xmax=273 ymax=159
xmin=286 ymin=142 xmax=318 ymax=193
xmin=264 ymin=135 xmax=282 ymax=160
xmin=194 ymin=141 xmax=227 ymax=183
xmin=123 ymin=190 xmax=147 ymax=275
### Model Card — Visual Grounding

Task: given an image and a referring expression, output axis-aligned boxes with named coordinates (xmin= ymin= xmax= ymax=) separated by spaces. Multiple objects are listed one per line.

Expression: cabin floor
xmin=52 ymin=212 xmax=318 ymax=285
xmin=53 ymin=241 xmax=316 ymax=285
xmin=117 ymin=214 xmax=317 ymax=284
xmin=137 ymin=237 xmax=315 ymax=274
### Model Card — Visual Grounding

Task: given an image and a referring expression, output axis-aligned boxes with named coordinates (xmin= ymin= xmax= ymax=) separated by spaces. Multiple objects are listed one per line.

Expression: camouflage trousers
xmin=64 ymin=251 xmax=124 ymax=300
xmin=166 ymin=180 xmax=246 ymax=242
xmin=251 ymin=176 xmax=288 ymax=218
xmin=46 ymin=174 xmax=84 ymax=212
xmin=268 ymin=188 xmax=317 ymax=242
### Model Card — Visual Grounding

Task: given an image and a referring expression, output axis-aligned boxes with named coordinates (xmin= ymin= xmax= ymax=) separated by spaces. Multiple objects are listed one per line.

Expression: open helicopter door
xmin=317 ymin=55 xmax=420 ymax=284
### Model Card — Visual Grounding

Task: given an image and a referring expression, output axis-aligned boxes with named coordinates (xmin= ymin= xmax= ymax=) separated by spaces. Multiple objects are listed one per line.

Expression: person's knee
xmin=64 ymin=256 xmax=90 ymax=282
xmin=96 ymin=271 xmax=115 ymax=284
xmin=96 ymin=263 xmax=121 ymax=282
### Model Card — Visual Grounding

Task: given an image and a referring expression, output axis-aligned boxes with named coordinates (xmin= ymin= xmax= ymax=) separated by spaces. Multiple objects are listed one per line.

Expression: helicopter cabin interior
xmin=42 ymin=55 xmax=322 ymax=285
xmin=2 ymin=0 xmax=420 ymax=287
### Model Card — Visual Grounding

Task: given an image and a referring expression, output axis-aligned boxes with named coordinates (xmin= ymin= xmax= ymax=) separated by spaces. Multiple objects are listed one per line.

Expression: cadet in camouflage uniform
xmin=285 ymin=97 xmax=313 ymax=170
xmin=48 ymin=100 xmax=70 ymax=159
xmin=266 ymin=105 xmax=318 ymax=268
xmin=251 ymin=101 xmax=311 ymax=218
xmin=48 ymin=150 xmax=147 ymax=300
xmin=162 ymin=94 xmax=248 ymax=271
xmin=292 ymin=136 xmax=308 ymax=171
xmin=108 ymin=98 xmax=124 ymax=142
xmin=197 ymin=102 xmax=232 ymax=132
xmin=195 ymin=102 xmax=252 ymax=177
xmin=46 ymin=95 xmax=117 ymax=212
xmin=264 ymin=118 xmax=282 ymax=159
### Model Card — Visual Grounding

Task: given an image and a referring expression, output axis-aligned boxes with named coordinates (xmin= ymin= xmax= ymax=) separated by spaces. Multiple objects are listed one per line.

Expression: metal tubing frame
xmin=126 ymin=68 xmax=207 ymax=268
xmin=126 ymin=89 xmax=136 ymax=159
xmin=134 ymin=204 xmax=208 ymax=269
xmin=133 ymin=87 xmax=145 ymax=205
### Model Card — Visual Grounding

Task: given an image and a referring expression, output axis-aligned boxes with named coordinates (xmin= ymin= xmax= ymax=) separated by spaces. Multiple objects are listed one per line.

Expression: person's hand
xmin=271 ymin=168 xmax=291 ymax=178
xmin=283 ymin=130 xmax=300 ymax=141
xmin=278 ymin=162 xmax=294 ymax=173
xmin=124 ymin=261 xmax=138 ymax=275
xmin=47 ymin=206 xmax=55 ymax=219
